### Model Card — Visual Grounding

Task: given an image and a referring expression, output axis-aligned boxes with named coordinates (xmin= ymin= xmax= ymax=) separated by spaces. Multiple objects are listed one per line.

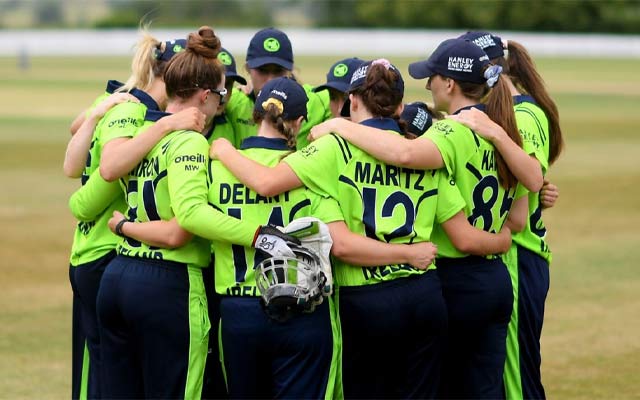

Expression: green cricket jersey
xmin=426 ymin=105 xmax=520 ymax=259
xmin=297 ymin=84 xmax=332 ymax=150
xmin=209 ymin=136 xmax=343 ymax=296
xmin=205 ymin=88 xmax=244 ymax=146
xmin=68 ymin=80 xmax=129 ymax=266
xmin=204 ymin=113 xmax=234 ymax=145
xmin=116 ymin=110 xmax=258 ymax=266
xmin=284 ymin=118 xmax=465 ymax=287
xmin=225 ymin=89 xmax=258 ymax=148
xmin=97 ymin=87 xmax=160 ymax=146
xmin=225 ymin=83 xmax=331 ymax=150
xmin=511 ymin=95 xmax=552 ymax=262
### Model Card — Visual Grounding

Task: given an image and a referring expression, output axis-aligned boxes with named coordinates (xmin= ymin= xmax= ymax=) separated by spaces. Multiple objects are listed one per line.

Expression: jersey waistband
xmin=117 ymin=254 xmax=188 ymax=269
xmin=338 ymin=270 xmax=433 ymax=294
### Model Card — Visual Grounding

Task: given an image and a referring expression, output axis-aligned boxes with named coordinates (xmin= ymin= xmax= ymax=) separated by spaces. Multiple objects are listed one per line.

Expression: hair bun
xmin=187 ymin=26 xmax=221 ymax=58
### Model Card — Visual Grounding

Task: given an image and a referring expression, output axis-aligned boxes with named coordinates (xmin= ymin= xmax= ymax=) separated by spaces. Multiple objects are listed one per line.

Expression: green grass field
xmin=0 ymin=54 xmax=639 ymax=399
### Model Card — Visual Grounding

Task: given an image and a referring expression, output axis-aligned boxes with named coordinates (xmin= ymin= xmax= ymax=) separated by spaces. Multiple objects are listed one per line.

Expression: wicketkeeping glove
xmin=252 ymin=224 xmax=301 ymax=257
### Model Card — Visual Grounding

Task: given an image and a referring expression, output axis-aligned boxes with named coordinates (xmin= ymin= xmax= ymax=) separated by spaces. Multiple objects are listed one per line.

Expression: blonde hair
xmin=117 ymin=24 xmax=163 ymax=93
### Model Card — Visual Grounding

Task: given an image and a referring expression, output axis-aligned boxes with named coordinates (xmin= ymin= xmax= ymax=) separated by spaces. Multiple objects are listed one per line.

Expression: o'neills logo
xmin=174 ymin=154 xmax=206 ymax=163
xmin=270 ymin=89 xmax=288 ymax=99
xmin=473 ymin=34 xmax=496 ymax=50
xmin=448 ymin=57 xmax=474 ymax=73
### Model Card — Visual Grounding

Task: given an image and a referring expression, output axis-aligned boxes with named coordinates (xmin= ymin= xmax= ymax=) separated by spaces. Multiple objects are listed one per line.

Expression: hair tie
xmin=262 ymin=98 xmax=284 ymax=114
xmin=484 ymin=65 xmax=503 ymax=88
xmin=371 ymin=58 xmax=392 ymax=70
xmin=153 ymin=42 xmax=165 ymax=60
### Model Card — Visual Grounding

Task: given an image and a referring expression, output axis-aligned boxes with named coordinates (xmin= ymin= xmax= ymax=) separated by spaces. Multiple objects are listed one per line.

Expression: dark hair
xmin=497 ymin=40 xmax=563 ymax=165
xmin=351 ymin=63 xmax=406 ymax=133
xmin=456 ymin=65 xmax=521 ymax=189
xmin=164 ymin=26 xmax=224 ymax=100
xmin=252 ymin=104 xmax=297 ymax=150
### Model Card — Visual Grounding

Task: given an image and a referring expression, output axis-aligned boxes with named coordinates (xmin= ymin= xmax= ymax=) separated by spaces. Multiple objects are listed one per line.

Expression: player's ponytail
xmin=252 ymin=102 xmax=298 ymax=150
xmin=358 ymin=63 xmax=404 ymax=118
xmin=117 ymin=24 xmax=161 ymax=93
xmin=457 ymin=65 xmax=520 ymax=189
xmin=484 ymin=71 xmax=520 ymax=189
xmin=164 ymin=26 xmax=224 ymax=100
xmin=505 ymin=40 xmax=564 ymax=164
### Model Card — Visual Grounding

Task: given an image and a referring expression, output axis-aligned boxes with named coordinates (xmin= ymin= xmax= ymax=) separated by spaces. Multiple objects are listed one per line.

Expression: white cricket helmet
xmin=255 ymin=217 xmax=333 ymax=322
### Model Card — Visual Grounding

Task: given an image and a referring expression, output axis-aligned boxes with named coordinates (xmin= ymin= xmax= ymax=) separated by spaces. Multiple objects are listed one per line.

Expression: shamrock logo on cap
xmin=218 ymin=51 xmax=232 ymax=66
xmin=263 ymin=38 xmax=281 ymax=52
xmin=333 ymin=63 xmax=349 ymax=77
xmin=173 ymin=44 xmax=184 ymax=53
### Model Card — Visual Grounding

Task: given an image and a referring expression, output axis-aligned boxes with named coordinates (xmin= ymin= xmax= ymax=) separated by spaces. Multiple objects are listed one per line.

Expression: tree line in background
xmin=3 ymin=0 xmax=639 ymax=33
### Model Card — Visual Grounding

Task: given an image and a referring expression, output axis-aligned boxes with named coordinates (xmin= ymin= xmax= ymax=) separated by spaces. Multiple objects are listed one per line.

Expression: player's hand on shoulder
xmin=540 ymin=179 xmax=559 ymax=209
xmin=240 ymin=81 xmax=253 ymax=96
xmin=92 ymin=93 xmax=139 ymax=119
xmin=406 ymin=241 xmax=438 ymax=270
xmin=447 ymin=107 xmax=503 ymax=142
xmin=309 ymin=118 xmax=342 ymax=142
xmin=209 ymin=137 xmax=233 ymax=159
xmin=164 ymin=107 xmax=205 ymax=134
xmin=108 ymin=210 xmax=126 ymax=234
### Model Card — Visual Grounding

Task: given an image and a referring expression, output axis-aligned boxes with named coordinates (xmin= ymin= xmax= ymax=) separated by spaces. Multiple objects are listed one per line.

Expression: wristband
xmin=115 ymin=218 xmax=128 ymax=237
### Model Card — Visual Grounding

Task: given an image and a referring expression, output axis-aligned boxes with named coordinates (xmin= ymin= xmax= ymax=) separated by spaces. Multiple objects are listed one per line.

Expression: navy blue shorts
xmin=97 ymin=255 xmax=210 ymax=399
xmin=338 ymin=270 xmax=447 ymax=399
xmin=503 ymin=244 xmax=550 ymax=399
xmin=201 ymin=263 xmax=227 ymax=399
xmin=219 ymin=296 xmax=338 ymax=399
xmin=69 ymin=250 xmax=116 ymax=399
xmin=436 ymin=256 xmax=513 ymax=399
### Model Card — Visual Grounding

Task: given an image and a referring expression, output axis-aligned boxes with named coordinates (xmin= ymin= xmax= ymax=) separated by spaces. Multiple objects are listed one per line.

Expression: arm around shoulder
xmin=441 ymin=211 xmax=511 ymax=255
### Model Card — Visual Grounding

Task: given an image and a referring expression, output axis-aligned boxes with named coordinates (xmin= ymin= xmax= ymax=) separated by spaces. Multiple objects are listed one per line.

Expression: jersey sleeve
xmin=308 ymin=191 xmax=344 ymax=224
xmin=425 ymin=120 xmax=475 ymax=176
xmin=282 ymin=134 xmax=345 ymax=200
xmin=98 ymin=101 xmax=146 ymax=146
xmin=434 ymin=171 xmax=466 ymax=224
xmin=516 ymin=109 xmax=549 ymax=174
xmin=68 ymin=169 xmax=122 ymax=222
xmin=167 ymin=131 xmax=257 ymax=246
xmin=297 ymin=85 xmax=332 ymax=149
xmin=515 ymin=181 xmax=528 ymax=200
xmin=86 ymin=93 xmax=109 ymax=117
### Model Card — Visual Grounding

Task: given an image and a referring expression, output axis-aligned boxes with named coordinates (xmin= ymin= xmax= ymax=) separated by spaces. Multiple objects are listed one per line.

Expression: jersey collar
xmin=240 ymin=136 xmax=290 ymax=151
xmin=452 ymin=103 xmax=486 ymax=115
xmin=105 ymin=80 xmax=124 ymax=94
xmin=144 ymin=109 xmax=171 ymax=122
xmin=513 ymin=94 xmax=537 ymax=106
xmin=129 ymin=88 xmax=161 ymax=111
xmin=360 ymin=117 xmax=401 ymax=133
xmin=203 ymin=114 xmax=229 ymax=140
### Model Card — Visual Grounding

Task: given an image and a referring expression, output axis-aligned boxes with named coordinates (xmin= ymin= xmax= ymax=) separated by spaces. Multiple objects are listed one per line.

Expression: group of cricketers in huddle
xmin=65 ymin=23 xmax=562 ymax=400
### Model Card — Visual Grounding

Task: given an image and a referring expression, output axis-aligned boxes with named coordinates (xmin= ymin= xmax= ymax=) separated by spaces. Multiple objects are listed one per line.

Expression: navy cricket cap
xmin=313 ymin=57 xmax=365 ymax=94
xmin=340 ymin=58 xmax=405 ymax=117
xmin=246 ymin=28 xmax=294 ymax=70
xmin=155 ymin=39 xmax=187 ymax=62
xmin=254 ymin=77 xmax=308 ymax=120
xmin=408 ymin=38 xmax=491 ymax=84
xmin=401 ymin=102 xmax=433 ymax=137
xmin=458 ymin=31 xmax=505 ymax=60
xmin=217 ymin=47 xmax=247 ymax=85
